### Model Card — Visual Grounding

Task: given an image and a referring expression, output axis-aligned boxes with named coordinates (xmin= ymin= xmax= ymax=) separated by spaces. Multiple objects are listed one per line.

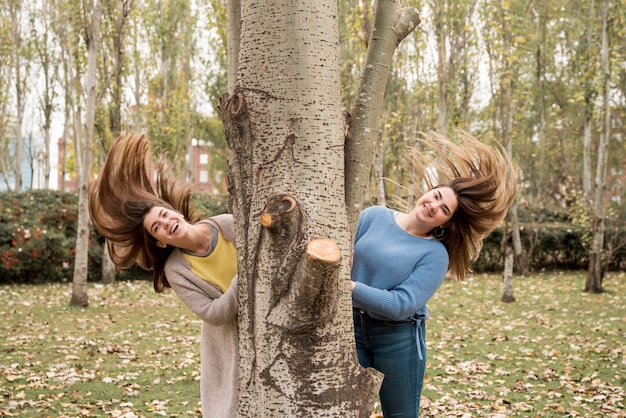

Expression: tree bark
xmin=219 ymin=0 xmax=422 ymax=414
xmin=585 ymin=0 xmax=610 ymax=294
xmin=70 ymin=0 xmax=102 ymax=307
xmin=344 ymin=0 xmax=421 ymax=233
xmin=501 ymin=245 xmax=515 ymax=303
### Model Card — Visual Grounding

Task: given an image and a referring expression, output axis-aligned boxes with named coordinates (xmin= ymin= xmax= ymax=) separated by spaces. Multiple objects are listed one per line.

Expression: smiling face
xmin=142 ymin=206 xmax=187 ymax=248
xmin=412 ymin=186 xmax=459 ymax=229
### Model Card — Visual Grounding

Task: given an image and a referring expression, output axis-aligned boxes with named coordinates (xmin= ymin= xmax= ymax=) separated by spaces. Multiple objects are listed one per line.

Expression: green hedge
xmin=1 ymin=191 xmax=623 ymax=284
xmin=473 ymin=224 xmax=625 ymax=272
xmin=0 ymin=190 xmax=100 ymax=283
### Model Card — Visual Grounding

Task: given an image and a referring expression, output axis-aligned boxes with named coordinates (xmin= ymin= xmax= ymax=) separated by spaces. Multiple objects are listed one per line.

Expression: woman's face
xmin=142 ymin=206 xmax=187 ymax=248
xmin=412 ymin=186 xmax=458 ymax=228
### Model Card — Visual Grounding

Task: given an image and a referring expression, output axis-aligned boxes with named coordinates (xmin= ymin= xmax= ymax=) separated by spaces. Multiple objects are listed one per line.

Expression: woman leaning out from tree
xmin=351 ymin=131 xmax=517 ymax=417
xmin=88 ymin=132 xmax=238 ymax=418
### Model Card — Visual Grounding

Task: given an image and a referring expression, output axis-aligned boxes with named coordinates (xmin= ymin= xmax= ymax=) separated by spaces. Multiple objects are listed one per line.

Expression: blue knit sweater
xmin=351 ymin=205 xmax=449 ymax=321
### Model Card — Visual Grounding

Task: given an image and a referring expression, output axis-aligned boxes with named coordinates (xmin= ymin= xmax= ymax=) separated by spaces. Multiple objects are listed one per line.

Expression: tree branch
xmin=344 ymin=0 xmax=421 ymax=236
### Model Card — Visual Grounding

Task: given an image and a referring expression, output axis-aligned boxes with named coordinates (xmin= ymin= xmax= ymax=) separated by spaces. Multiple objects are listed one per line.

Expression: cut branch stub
xmin=306 ymin=238 xmax=341 ymax=265
xmin=230 ymin=91 xmax=244 ymax=116
xmin=260 ymin=195 xmax=297 ymax=230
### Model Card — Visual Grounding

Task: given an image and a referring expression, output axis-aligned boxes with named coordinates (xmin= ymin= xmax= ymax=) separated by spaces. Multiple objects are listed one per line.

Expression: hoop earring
xmin=434 ymin=226 xmax=445 ymax=238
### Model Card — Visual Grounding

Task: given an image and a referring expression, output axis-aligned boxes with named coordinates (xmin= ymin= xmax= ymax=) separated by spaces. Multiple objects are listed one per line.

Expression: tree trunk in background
xmin=70 ymin=0 xmax=102 ymax=307
xmin=344 ymin=1 xmax=420 ymax=233
xmin=586 ymin=0 xmax=610 ymax=294
xmin=501 ymin=247 xmax=515 ymax=303
xmin=101 ymin=0 xmax=133 ymax=285
xmin=498 ymin=1 xmax=527 ymax=278
xmin=221 ymin=0 xmax=418 ymax=414
xmin=373 ymin=131 xmax=386 ymax=205
xmin=32 ymin=0 xmax=58 ymax=190
xmin=10 ymin=0 xmax=25 ymax=192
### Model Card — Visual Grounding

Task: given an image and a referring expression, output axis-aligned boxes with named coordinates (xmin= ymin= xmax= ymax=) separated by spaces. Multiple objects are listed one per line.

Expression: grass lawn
xmin=0 ymin=271 xmax=624 ymax=417
xmin=422 ymin=270 xmax=625 ymax=417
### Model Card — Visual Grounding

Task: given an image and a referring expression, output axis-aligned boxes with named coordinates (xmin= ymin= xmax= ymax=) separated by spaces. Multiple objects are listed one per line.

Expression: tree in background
xmin=586 ymin=0 xmax=611 ymax=293
xmin=143 ymin=0 xmax=197 ymax=179
xmin=70 ymin=0 xmax=103 ymax=307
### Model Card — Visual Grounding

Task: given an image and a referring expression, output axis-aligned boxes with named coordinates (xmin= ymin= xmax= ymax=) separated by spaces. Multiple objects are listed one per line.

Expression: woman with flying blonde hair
xmin=351 ymin=131 xmax=517 ymax=417
xmin=89 ymin=132 xmax=238 ymax=417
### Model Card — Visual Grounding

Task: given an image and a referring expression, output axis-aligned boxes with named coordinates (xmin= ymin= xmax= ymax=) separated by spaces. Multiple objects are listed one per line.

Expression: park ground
xmin=1 ymin=271 xmax=624 ymax=417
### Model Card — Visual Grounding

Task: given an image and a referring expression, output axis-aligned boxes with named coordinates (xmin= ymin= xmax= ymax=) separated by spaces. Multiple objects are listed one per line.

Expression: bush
xmin=0 ymin=190 xmax=101 ymax=284
xmin=192 ymin=192 xmax=230 ymax=217
xmin=474 ymin=223 xmax=625 ymax=272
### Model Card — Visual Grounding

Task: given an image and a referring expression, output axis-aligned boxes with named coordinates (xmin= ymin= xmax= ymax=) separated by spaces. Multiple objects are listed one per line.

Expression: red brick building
xmin=57 ymin=137 xmax=224 ymax=194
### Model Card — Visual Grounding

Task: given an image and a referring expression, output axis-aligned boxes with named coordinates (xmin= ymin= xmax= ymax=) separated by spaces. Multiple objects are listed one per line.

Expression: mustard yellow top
xmin=182 ymin=225 xmax=237 ymax=293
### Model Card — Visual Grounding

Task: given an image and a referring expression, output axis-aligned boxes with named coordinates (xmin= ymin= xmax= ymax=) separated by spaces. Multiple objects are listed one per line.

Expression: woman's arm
xmin=165 ymin=250 xmax=238 ymax=325
xmin=169 ymin=272 xmax=238 ymax=325
xmin=352 ymin=261 xmax=447 ymax=320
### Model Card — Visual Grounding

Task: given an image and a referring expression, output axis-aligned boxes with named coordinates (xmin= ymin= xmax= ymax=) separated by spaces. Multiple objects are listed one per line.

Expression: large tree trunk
xmin=222 ymin=1 xmax=378 ymax=414
xmin=221 ymin=0 xmax=418 ymax=415
xmin=70 ymin=0 xmax=102 ymax=307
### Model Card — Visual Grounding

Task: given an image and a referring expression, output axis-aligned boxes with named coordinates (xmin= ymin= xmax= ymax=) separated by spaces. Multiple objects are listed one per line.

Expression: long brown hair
xmin=407 ymin=131 xmax=517 ymax=281
xmin=88 ymin=132 xmax=198 ymax=292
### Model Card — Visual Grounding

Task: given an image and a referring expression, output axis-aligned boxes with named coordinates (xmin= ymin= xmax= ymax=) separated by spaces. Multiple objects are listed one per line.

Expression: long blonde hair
xmin=407 ymin=131 xmax=517 ymax=281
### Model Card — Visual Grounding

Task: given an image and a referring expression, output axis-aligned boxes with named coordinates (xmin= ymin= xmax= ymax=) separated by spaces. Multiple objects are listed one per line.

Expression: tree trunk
xmin=509 ymin=201 xmax=528 ymax=276
xmin=373 ymin=131 xmax=386 ymax=206
xmin=585 ymin=0 xmax=610 ymax=294
xmin=100 ymin=0 xmax=133 ymax=285
xmin=222 ymin=0 xmax=377 ymax=412
xmin=344 ymin=0 xmax=421 ymax=232
xmin=10 ymin=0 xmax=24 ymax=192
xmin=70 ymin=0 xmax=102 ymax=307
xmin=501 ymin=245 xmax=515 ymax=303
xmin=499 ymin=2 xmax=526 ymax=278
xmin=100 ymin=245 xmax=117 ymax=284
xmin=221 ymin=0 xmax=419 ymax=414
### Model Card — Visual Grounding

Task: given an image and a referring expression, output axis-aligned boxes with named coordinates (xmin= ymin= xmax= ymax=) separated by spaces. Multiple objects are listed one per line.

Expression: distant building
xmin=189 ymin=138 xmax=224 ymax=194
xmin=56 ymin=137 xmax=224 ymax=194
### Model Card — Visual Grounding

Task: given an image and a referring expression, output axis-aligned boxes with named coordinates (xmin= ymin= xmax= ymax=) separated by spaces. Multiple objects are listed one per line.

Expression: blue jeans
xmin=353 ymin=309 xmax=427 ymax=418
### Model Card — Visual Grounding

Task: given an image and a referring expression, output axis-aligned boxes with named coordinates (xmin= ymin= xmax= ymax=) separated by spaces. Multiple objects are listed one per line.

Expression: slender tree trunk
xmin=586 ymin=0 xmax=610 ymax=294
xmin=70 ymin=0 xmax=102 ymax=307
xmin=227 ymin=0 xmax=241 ymax=92
xmin=101 ymin=0 xmax=133 ymax=285
xmin=581 ymin=0 xmax=595 ymax=202
xmin=499 ymin=2 xmax=526 ymax=279
xmin=373 ymin=131 xmax=386 ymax=205
xmin=10 ymin=0 xmax=24 ymax=192
xmin=344 ymin=0 xmax=421 ymax=232
xmin=433 ymin=0 xmax=448 ymax=135
xmin=501 ymin=245 xmax=515 ymax=303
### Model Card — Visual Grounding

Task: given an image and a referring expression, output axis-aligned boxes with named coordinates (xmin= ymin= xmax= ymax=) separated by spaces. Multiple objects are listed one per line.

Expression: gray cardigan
xmin=164 ymin=214 xmax=238 ymax=418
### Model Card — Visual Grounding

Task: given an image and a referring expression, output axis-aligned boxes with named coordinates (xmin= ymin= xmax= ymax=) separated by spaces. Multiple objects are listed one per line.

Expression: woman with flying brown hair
xmin=351 ymin=131 xmax=517 ymax=417
xmin=89 ymin=132 xmax=238 ymax=418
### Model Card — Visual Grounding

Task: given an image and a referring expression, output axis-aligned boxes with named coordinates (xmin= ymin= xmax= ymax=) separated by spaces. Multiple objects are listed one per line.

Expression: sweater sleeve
xmin=208 ymin=214 xmax=236 ymax=244
xmin=351 ymin=253 xmax=448 ymax=321
xmin=165 ymin=250 xmax=238 ymax=325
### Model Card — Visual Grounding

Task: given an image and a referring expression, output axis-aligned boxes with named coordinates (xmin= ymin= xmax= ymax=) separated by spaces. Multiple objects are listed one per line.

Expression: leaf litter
xmin=1 ymin=272 xmax=625 ymax=417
